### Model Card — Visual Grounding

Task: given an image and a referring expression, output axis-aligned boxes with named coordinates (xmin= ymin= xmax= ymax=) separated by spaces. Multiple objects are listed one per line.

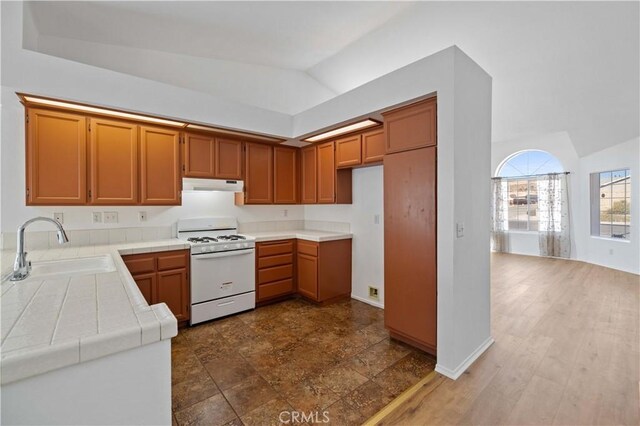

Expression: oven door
xmin=190 ymin=248 xmax=255 ymax=304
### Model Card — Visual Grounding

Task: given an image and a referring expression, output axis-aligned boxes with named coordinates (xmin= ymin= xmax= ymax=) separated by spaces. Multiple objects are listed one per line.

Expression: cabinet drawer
xmin=157 ymin=250 xmax=188 ymax=271
xmin=297 ymin=240 xmax=318 ymax=257
xmin=258 ymin=253 xmax=293 ymax=269
xmin=123 ymin=255 xmax=155 ymax=274
xmin=258 ymin=241 xmax=294 ymax=257
xmin=258 ymin=264 xmax=293 ymax=284
xmin=258 ymin=279 xmax=294 ymax=301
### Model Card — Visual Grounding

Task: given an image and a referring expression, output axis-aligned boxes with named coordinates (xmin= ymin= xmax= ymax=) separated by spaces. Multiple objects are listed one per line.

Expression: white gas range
xmin=177 ymin=217 xmax=256 ymax=325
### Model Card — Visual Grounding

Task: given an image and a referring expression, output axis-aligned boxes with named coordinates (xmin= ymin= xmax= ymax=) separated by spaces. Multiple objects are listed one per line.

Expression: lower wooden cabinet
xmin=256 ymin=240 xmax=295 ymax=304
xmin=123 ymin=249 xmax=190 ymax=325
xmin=296 ymin=239 xmax=352 ymax=303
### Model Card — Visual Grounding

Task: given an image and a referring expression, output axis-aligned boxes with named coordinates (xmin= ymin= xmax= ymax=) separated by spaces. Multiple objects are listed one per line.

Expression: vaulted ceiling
xmin=24 ymin=1 xmax=639 ymax=156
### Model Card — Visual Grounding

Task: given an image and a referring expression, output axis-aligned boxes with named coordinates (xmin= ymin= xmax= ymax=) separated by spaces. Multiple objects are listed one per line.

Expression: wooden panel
xmin=258 ymin=264 xmax=293 ymax=284
xmin=157 ymin=268 xmax=189 ymax=322
xmin=26 ymin=108 xmax=87 ymax=205
xmin=296 ymin=240 xmax=318 ymax=257
xmin=296 ymin=253 xmax=318 ymax=300
xmin=132 ymin=272 xmax=155 ymax=305
xmin=157 ymin=250 xmax=189 ymax=271
xmin=258 ymin=254 xmax=293 ymax=269
xmin=383 ymin=98 xmax=437 ymax=154
xmin=244 ymin=142 xmax=273 ymax=204
xmin=258 ymin=279 xmax=294 ymax=302
xmin=300 ymin=145 xmax=317 ymax=204
xmin=317 ymin=239 xmax=352 ymax=302
xmin=274 ymin=146 xmax=298 ymax=204
xmin=215 ymin=138 xmax=243 ymax=179
xmin=362 ymin=128 xmax=385 ymax=163
xmin=257 ymin=241 xmax=294 ymax=257
xmin=336 ymin=168 xmax=353 ymax=204
xmin=123 ymin=254 xmax=156 ymax=275
xmin=336 ymin=134 xmax=362 ymax=168
xmin=140 ymin=126 xmax=181 ymax=205
xmin=317 ymin=141 xmax=336 ymax=204
xmin=184 ymin=133 xmax=215 ymax=178
xmin=89 ymin=118 xmax=138 ymax=205
xmin=384 ymin=147 xmax=437 ymax=351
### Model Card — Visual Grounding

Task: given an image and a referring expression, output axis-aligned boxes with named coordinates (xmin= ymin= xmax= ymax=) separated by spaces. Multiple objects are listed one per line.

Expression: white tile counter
xmin=246 ymin=230 xmax=352 ymax=243
xmin=0 ymin=239 xmax=188 ymax=385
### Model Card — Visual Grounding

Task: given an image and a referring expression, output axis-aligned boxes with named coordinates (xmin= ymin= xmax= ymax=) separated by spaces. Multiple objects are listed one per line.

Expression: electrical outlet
xmin=53 ymin=212 xmax=64 ymax=224
xmin=138 ymin=211 xmax=147 ymax=222
xmin=374 ymin=214 xmax=380 ymax=225
xmin=104 ymin=212 xmax=118 ymax=224
xmin=456 ymin=222 xmax=465 ymax=238
xmin=92 ymin=212 xmax=103 ymax=223
xmin=283 ymin=209 xmax=288 ymax=217
xmin=368 ymin=286 xmax=379 ymax=301
xmin=609 ymin=248 xmax=614 ymax=255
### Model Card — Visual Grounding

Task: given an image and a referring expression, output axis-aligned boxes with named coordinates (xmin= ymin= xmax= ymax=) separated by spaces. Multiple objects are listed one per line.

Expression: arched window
xmin=495 ymin=150 xmax=564 ymax=231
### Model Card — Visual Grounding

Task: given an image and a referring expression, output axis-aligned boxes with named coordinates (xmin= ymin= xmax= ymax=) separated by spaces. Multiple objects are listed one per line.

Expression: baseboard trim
xmin=350 ymin=294 xmax=384 ymax=309
xmin=435 ymin=336 xmax=494 ymax=380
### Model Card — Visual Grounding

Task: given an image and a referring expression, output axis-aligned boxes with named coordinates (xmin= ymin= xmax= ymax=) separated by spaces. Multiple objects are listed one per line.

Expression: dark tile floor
xmin=171 ymin=298 xmax=436 ymax=426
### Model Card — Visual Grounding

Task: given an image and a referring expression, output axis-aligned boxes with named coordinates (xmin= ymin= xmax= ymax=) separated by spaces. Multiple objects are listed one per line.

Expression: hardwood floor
xmin=377 ymin=253 xmax=639 ymax=425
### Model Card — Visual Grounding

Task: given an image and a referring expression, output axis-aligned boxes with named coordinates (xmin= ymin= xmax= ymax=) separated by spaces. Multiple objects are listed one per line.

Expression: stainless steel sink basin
xmin=29 ymin=255 xmax=116 ymax=279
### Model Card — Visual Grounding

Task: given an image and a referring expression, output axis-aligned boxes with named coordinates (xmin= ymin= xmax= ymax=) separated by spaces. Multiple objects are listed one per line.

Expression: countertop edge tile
xmin=246 ymin=230 xmax=353 ymax=243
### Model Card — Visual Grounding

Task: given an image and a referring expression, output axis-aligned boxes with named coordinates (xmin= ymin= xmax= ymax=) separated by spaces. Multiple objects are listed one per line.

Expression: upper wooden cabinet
xmin=384 ymin=97 xmax=437 ymax=154
xmin=245 ymin=142 xmax=273 ymax=204
xmin=140 ymin=126 xmax=181 ymax=205
xmin=274 ymin=146 xmax=298 ymax=204
xmin=362 ymin=128 xmax=385 ymax=164
xmin=317 ymin=141 xmax=336 ymax=204
xmin=301 ymin=145 xmax=317 ymax=204
xmin=89 ymin=118 xmax=138 ymax=205
xmin=215 ymin=138 xmax=243 ymax=180
xmin=26 ymin=108 xmax=87 ymax=205
xmin=336 ymin=134 xmax=362 ymax=168
xmin=184 ymin=133 xmax=215 ymax=178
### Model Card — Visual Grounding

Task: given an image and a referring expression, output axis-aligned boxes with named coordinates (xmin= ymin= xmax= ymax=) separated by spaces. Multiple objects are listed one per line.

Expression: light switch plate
xmin=104 ymin=212 xmax=118 ymax=224
xmin=138 ymin=211 xmax=147 ymax=222
xmin=92 ymin=212 xmax=102 ymax=223
xmin=53 ymin=213 xmax=64 ymax=224
xmin=456 ymin=222 xmax=464 ymax=238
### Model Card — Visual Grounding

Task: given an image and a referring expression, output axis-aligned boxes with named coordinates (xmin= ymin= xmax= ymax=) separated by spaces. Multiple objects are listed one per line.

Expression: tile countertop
xmin=0 ymin=239 xmax=188 ymax=385
xmin=246 ymin=230 xmax=352 ymax=243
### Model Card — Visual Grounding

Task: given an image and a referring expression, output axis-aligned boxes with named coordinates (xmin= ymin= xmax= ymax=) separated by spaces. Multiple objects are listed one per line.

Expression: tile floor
xmin=171 ymin=298 xmax=436 ymax=426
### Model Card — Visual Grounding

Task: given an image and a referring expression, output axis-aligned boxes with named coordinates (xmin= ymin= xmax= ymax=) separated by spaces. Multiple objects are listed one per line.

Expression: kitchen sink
xmin=28 ymin=255 xmax=116 ymax=279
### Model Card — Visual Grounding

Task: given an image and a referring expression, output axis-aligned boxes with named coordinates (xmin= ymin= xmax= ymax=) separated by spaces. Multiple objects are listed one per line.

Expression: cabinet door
xmin=317 ymin=141 xmax=336 ymax=204
xmin=184 ymin=133 xmax=215 ymax=178
xmin=274 ymin=146 xmax=298 ymax=204
xmin=336 ymin=135 xmax=362 ymax=168
xmin=132 ymin=272 xmax=156 ymax=305
xmin=26 ymin=108 xmax=87 ymax=205
xmin=384 ymin=147 xmax=437 ymax=351
xmin=301 ymin=145 xmax=317 ymax=204
xmin=157 ymin=268 xmax=189 ymax=322
xmin=362 ymin=128 xmax=385 ymax=163
xmin=384 ymin=98 xmax=437 ymax=154
xmin=89 ymin=118 xmax=138 ymax=205
xmin=296 ymin=253 xmax=318 ymax=301
xmin=244 ymin=142 xmax=273 ymax=204
xmin=215 ymin=138 xmax=243 ymax=179
xmin=140 ymin=126 xmax=181 ymax=205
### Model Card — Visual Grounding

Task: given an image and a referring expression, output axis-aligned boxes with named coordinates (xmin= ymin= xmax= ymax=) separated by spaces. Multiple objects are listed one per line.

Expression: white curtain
xmin=537 ymin=173 xmax=571 ymax=258
xmin=491 ymin=178 xmax=510 ymax=252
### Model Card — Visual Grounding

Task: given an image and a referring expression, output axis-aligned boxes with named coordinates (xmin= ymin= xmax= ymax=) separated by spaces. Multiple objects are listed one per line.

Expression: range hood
xmin=182 ymin=178 xmax=243 ymax=192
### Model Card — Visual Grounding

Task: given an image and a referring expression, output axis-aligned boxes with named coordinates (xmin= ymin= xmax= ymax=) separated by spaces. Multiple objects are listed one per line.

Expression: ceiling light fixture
xmin=20 ymin=95 xmax=186 ymax=127
xmin=302 ymin=119 xmax=381 ymax=143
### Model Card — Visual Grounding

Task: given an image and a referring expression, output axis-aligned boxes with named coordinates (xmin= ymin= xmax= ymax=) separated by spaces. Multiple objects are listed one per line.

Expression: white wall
xmin=577 ymin=137 xmax=639 ymax=274
xmin=304 ymin=166 xmax=384 ymax=307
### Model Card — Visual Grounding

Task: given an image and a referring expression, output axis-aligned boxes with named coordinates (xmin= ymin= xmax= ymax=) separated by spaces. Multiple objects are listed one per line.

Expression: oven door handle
xmin=192 ymin=249 xmax=255 ymax=259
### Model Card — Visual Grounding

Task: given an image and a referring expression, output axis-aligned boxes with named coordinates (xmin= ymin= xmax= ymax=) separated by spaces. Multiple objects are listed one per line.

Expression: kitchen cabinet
xmin=317 ymin=141 xmax=352 ymax=204
xmin=301 ymin=145 xmax=317 ymax=204
xmin=215 ymin=138 xmax=243 ymax=179
xmin=385 ymin=97 xmax=437 ymax=154
xmin=89 ymin=118 xmax=138 ymax=205
xmin=184 ymin=133 xmax=215 ymax=178
xmin=336 ymin=134 xmax=362 ymax=168
xmin=26 ymin=108 xmax=87 ymax=205
xmin=139 ymin=125 xmax=181 ymax=205
xmin=296 ymin=239 xmax=352 ymax=303
xmin=362 ymin=128 xmax=385 ymax=164
xmin=123 ymin=249 xmax=190 ymax=326
xmin=244 ymin=142 xmax=273 ymax=204
xmin=274 ymin=146 xmax=298 ymax=204
xmin=256 ymin=240 xmax=295 ymax=304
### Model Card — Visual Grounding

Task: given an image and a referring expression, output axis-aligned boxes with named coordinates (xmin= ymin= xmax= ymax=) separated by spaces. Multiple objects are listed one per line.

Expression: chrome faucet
xmin=10 ymin=217 xmax=69 ymax=281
